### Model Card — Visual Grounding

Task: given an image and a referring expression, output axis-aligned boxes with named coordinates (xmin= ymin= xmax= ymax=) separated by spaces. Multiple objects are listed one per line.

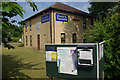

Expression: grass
xmin=2 ymin=45 xmax=66 ymax=80
xmin=2 ymin=46 xmax=47 ymax=79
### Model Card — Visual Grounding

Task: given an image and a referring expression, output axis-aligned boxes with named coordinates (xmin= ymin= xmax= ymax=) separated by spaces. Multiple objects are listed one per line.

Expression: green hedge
xmin=11 ymin=37 xmax=20 ymax=42
xmin=17 ymin=43 xmax=24 ymax=47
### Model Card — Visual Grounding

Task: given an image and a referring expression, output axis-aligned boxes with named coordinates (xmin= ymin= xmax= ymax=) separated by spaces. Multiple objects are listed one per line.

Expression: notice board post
xmin=45 ymin=43 xmax=104 ymax=80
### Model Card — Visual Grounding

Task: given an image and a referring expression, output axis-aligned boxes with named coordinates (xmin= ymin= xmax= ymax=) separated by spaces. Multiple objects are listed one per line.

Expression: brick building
xmin=22 ymin=2 xmax=93 ymax=50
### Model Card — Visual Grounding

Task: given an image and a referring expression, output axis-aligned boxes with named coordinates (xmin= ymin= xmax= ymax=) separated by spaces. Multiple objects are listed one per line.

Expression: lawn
xmin=2 ymin=45 xmax=47 ymax=79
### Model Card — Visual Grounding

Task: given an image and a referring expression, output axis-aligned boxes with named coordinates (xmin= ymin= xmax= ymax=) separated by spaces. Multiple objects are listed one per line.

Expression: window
xmin=83 ymin=17 xmax=86 ymax=29
xmin=30 ymin=20 xmax=32 ymax=31
xmin=37 ymin=34 xmax=40 ymax=39
xmin=72 ymin=33 xmax=76 ymax=43
xmin=26 ymin=36 xmax=28 ymax=46
xmin=36 ymin=22 xmax=40 ymax=30
xmin=26 ymin=22 xmax=27 ymax=32
xmin=61 ymin=33 xmax=65 ymax=43
xmin=30 ymin=35 xmax=32 ymax=46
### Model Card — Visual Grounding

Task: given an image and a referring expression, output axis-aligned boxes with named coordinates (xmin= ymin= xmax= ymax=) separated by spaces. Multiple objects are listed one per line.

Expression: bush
xmin=11 ymin=37 xmax=20 ymax=42
xmin=17 ymin=43 xmax=24 ymax=47
xmin=85 ymin=11 xmax=120 ymax=79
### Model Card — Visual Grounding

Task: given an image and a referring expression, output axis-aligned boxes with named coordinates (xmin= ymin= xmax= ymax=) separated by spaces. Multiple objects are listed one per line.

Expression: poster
xmin=80 ymin=49 xmax=93 ymax=60
xmin=46 ymin=51 xmax=57 ymax=62
xmin=51 ymin=51 xmax=57 ymax=61
xmin=77 ymin=49 xmax=93 ymax=65
xmin=46 ymin=51 xmax=51 ymax=61
xmin=57 ymin=47 xmax=78 ymax=75
xmin=57 ymin=48 xmax=69 ymax=66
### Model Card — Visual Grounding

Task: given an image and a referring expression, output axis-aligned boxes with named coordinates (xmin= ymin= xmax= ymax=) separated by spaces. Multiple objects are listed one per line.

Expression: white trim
xmin=97 ymin=43 xmax=99 ymax=80
xmin=45 ymin=43 xmax=98 ymax=45
xmin=77 ymin=49 xmax=93 ymax=66
xmin=99 ymin=41 xmax=105 ymax=45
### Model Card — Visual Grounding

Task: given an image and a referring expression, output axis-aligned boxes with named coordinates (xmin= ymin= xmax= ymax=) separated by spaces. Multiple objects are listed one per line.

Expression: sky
xmin=11 ymin=2 xmax=91 ymax=26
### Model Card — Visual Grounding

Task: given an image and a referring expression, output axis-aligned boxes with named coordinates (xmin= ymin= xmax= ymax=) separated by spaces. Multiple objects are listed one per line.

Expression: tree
xmin=2 ymin=1 xmax=38 ymax=49
xmin=85 ymin=3 xmax=120 ymax=79
xmin=88 ymin=2 xmax=116 ymax=18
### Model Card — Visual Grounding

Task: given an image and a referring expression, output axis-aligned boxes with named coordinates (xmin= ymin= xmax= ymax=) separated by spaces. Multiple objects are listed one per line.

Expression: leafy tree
xmin=85 ymin=3 xmax=120 ymax=79
xmin=88 ymin=2 xmax=116 ymax=18
xmin=2 ymin=1 xmax=38 ymax=49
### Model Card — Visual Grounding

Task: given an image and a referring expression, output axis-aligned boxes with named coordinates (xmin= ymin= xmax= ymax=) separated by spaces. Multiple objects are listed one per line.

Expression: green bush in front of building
xmin=11 ymin=37 xmax=20 ymax=42
xmin=85 ymin=4 xmax=120 ymax=79
xmin=17 ymin=43 xmax=24 ymax=47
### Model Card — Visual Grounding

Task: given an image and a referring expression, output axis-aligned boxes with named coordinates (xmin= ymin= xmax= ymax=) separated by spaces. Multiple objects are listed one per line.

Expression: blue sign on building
xmin=56 ymin=13 xmax=68 ymax=22
xmin=41 ymin=14 xmax=49 ymax=23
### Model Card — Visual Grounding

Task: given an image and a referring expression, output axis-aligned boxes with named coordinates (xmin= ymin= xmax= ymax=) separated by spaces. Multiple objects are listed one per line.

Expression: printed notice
xmin=57 ymin=48 xmax=69 ymax=66
xmin=46 ymin=51 xmax=57 ymax=62
xmin=46 ymin=51 xmax=51 ymax=61
xmin=57 ymin=47 xmax=78 ymax=75
xmin=59 ymin=59 xmax=77 ymax=75
xmin=51 ymin=51 xmax=57 ymax=61
xmin=80 ymin=50 xmax=93 ymax=60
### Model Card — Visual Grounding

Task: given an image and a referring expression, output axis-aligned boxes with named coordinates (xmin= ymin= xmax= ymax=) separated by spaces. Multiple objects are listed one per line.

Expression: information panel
xmin=80 ymin=50 xmax=92 ymax=60
xmin=57 ymin=47 xmax=77 ymax=75
xmin=46 ymin=51 xmax=57 ymax=62
xmin=56 ymin=13 xmax=68 ymax=22
xmin=41 ymin=14 xmax=49 ymax=23
xmin=77 ymin=49 xmax=93 ymax=66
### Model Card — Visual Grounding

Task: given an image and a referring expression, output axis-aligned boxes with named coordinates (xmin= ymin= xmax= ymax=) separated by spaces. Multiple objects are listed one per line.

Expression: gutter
xmin=53 ymin=10 xmax=55 ymax=43
xmin=50 ymin=9 xmax=52 ymax=43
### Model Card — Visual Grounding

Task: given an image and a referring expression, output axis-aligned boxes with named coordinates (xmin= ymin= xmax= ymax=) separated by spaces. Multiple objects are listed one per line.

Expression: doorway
xmin=37 ymin=34 xmax=40 ymax=50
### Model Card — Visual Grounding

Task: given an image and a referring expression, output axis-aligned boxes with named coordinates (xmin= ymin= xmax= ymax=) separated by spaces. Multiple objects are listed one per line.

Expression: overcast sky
xmin=11 ymin=2 xmax=91 ymax=26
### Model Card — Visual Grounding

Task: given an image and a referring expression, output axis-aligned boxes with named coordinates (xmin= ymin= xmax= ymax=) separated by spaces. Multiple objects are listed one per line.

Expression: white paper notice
xmin=46 ymin=51 xmax=51 ymax=61
xmin=59 ymin=59 xmax=77 ymax=75
xmin=80 ymin=50 xmax=92 ymax=60
xmin=57 ymin=47 xmax=78 ymax=75
xmin=57 ymin=48 xmax=69 ymax=66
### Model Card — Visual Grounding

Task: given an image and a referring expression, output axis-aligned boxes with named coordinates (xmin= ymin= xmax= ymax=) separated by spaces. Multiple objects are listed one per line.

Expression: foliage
xmin=88 ymin=2 xmax=116 ymax=17
xmin=11 ymin=37 xmax=20 ymax=42
xmin=17 ymin=43 xmax=24 ymax=47
xmin=85 ymin=3 xmax=120 ymax=79
xmin=2 ymin=2 xmax=38 ymax=49
xmin=81 ymin=32 xmax=87 ymax=40
xmin=13 ymin=26 xmax=23 ymax=37
xmin=18 ymin=21 xmax=26 ymax=26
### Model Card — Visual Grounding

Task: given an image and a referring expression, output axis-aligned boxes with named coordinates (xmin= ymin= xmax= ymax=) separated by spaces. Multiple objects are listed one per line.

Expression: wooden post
xmin=101 ymin=71 xmax=104 ymax=80
xmin=49 ymin=77 xmax=53 ymax=80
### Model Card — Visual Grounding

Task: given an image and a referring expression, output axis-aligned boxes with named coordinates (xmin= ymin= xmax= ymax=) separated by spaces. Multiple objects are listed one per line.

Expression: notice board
xmin=45 ymin=44 xmax=101 ymax=79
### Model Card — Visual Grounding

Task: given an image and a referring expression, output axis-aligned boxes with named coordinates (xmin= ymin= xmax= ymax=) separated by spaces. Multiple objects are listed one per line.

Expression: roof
xmin=24 ymin=2 xmax=93 ymax=21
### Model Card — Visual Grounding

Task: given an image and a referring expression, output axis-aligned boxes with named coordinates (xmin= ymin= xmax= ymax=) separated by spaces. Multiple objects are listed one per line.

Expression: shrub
xmin=85 ymin=11 xmax=120 ymax=79
xmin=11 ymin=37 xmax=20 ymax=42
xmin=17 ymin=43 xmax=24 ymax=47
